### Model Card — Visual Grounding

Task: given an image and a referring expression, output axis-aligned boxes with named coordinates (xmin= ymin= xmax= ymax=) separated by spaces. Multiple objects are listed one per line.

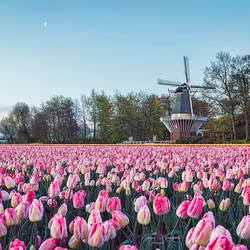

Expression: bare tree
xmin=203 ymin=52 xmax=239 ymax=140
xmin=232 ymin=55 xmax=250 ymax=140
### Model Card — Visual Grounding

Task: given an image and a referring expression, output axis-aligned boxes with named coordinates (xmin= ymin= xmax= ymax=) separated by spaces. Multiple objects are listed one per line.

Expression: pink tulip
xmin=107 ymin=197 xmax=121 ymax=213
xmin=103 ymin=220 xmax=116 ymax=241
xmin=38 ymin=238 xmax=59 ymax=250
xmin=176 ymin=200 xmax=190 ymax=219
xmin=66 ymin=174 xmax=80 ymax=189
xmin=95 ymin=190 xmax=109 ymax=212
xmin=0 ymin=214 xmax=7 ymax=237
xmin=16 ymin=201 xmax=30 ymax=223
xmin=186 ymin=227 xmax=195 ymax=249
xmin=153 ymin=193 xmax=171 ymax=215
xmin=191 ymin=216 xmax=215 ymax=246
xmin=10 ymin=192 xmax=23 ymax=208
xmin=134 ymin=196 xmax=148 ymax=213
xmin=119 ymin=245 xmax=138 ymax=250
xmin=5 ymin=208 xmax=18 ymax=226
xmin=232 ymin=245 xmax=248 ymax=250
xmin=48 ymin=214 xmax=68 ymax=239
xmin=210 ymin=225 xmax=233 ymax=244
xmin=29 ymin=199 xmax=44 ymax=222
xmin=48 ymin=181 xmax=60 ymax=199
xmin=9 ymin=239 xmax=26 ymax=250
xmin=23 ymin=190 xmax=35 ymax=203
xmin=187 ymin=194 xmax=204 ymax=219
xmin=4 ymin=176 xmax=15 ymax=189
xmin=88 ymin=223 xmax=105 ymax=248
xmin=206 ymin=236 xmax=234 ymax=250
xmin=112 ymin=210 xmax=129 ymax=230
xmin=73 ymin=190 xmax=86 ymax=208
xmin=236 ymin=215 xmax=250 ymax=239
xmin=241 ymin=186 xmax=250 ymax=206
xmin=137 ymin=205 xmax=151 ymax=225
xmin=69 ymin=216 xmax=88 ymax=240
xmin=88 ymin=209 xmax=102 ymax=225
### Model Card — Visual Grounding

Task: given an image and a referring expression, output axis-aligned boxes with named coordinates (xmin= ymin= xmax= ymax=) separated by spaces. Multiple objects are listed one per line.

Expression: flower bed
xmin=0 ymin=145 xmax=249 ymax=250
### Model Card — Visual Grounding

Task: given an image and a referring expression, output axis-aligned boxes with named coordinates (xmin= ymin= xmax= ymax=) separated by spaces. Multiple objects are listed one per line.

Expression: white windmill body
xmin=158 ymin=57 xmax=214 ymax=142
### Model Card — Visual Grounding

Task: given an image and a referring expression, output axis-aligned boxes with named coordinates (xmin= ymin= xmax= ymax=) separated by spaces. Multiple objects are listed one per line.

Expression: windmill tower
xmin=158 ymin=56 xmax=214 ymax=142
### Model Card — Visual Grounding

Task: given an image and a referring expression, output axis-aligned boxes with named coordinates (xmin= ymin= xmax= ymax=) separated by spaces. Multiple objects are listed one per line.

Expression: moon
xmin=43 ymin=22 xmax=47 ymax=28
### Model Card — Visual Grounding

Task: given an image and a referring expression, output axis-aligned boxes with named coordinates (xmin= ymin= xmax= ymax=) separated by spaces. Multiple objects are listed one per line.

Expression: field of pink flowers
xmin=0 ymin=145 xmax=250 ymax=250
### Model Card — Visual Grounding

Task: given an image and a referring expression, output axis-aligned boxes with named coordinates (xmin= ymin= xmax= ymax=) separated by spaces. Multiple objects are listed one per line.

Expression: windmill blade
xmin=157 ymin=79 xmax=182 ymax=87
xmin=190 ymin=84 xmax=216 ymax=90
xmin=184 ymin=56 xmax=190 ymax=83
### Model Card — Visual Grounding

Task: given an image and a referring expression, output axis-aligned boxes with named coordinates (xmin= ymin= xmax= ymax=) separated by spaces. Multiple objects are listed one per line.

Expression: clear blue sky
xmin=0 ymin=0 xmax=250 ymax=106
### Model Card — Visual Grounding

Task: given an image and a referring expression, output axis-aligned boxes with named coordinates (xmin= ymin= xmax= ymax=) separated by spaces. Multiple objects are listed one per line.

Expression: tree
xmin=96 ymin=92 xmax=113 ymax=143
xmin=0 ymin=116 xmax=16 ymax=143
xmin=203 ymin=52 xmax=239 ymax=140
xmin=232 ymin=55 xmax=250 ymax=140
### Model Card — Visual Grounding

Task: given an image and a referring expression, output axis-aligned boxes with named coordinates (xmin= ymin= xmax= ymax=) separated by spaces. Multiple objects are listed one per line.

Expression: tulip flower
xmin=10 ymin=192 xmax=22 ymax=208
xmin=5 ymin=208 xmax=18 ymax=226
xmin=137 ymin=205 xmax=151 ymax=225
xmin=48 ymin=181 xmax=60 ymax=199
xmin=219 ymin=198 xmax=231 ymax=211
xmin=107 ymin=197 xmax=121 ymax=213
xmin=69 ymin=216 xmax=88 ymax=240
xmin=119 ymin=245 xmax=138 ymax=250
xmin=103 ymin=220 xmax=116 ymax=241
xmin=0 ymin=214 xmax=7 ymax=237
xmin=187 ymin=194 xmax=204 ymax=219
xmin=206 ymin=236 xmax=233 ymax=250
xmin=29 ymin=199 xmax=44 ymax=222
xmin=38 ymin=238 xmax=59 ymax=250
xmin=236 ymin=215 xmax=250 ymax=239
xmin=88 ymin=223 xmax=105 ymax=248
xmin=4 ymin=176 xmax=15 ymax=189
xmin=112 ymin=210 xmax=129 ymax=230
xmin=68 ymin=235 xmax=80 ymax=249
xmin=232 ymin=245 xmax=248 ymax=250
xmin=57 ymin=203 xmax=68 ymax=216
xmin=9 ymin=239 xmax=26 ymax=250
xmin=73 ymin=190 xmax=86 ymax=208
xmin=210 ymin=225 xmax=233 ymax=244
xmin=153 ymin=193 xmax=171 ymax=215
xmin=88 ymin=209 xmax=102 ymax=225
xmin=207 ymin=199 xmax=215 ymax=209
xmin=48 ymin=214 xmax=68 ymax=239
xmin=95 ymin=190 xmax=109 ymax=212
xmin=134 ymin=196 xmax=148 ymax=213
xmin=176 ymin=200 xmax=190 ymax=219
xmin=191 ymin=216 xmax=215 ymax=246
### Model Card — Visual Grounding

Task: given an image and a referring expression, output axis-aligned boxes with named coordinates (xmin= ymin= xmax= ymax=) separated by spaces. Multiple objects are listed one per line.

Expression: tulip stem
xmin=182 ymin=217 xmax=191 ymax=247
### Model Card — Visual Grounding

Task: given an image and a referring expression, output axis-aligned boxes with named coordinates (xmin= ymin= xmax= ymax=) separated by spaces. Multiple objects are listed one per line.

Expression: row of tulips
xmin=0 ymin=145 xmax=249 ymax=249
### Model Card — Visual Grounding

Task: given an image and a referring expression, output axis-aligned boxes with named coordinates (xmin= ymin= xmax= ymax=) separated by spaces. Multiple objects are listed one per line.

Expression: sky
xmin=0 ymin=0 xmax=250 ymax=108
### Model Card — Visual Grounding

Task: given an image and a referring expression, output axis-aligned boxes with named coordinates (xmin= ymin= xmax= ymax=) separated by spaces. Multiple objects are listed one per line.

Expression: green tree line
xmin=1 ymin=52 xmax=250 ymax=144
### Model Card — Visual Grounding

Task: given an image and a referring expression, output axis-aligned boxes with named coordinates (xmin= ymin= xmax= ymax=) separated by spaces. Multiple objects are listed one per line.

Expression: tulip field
xmin=0 ymin=145 xmax=250 ymax=250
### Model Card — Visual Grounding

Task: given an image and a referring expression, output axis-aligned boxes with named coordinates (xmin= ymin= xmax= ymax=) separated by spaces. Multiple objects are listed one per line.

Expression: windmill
xmin=157 ymin=56 xmax=214 ymax=142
